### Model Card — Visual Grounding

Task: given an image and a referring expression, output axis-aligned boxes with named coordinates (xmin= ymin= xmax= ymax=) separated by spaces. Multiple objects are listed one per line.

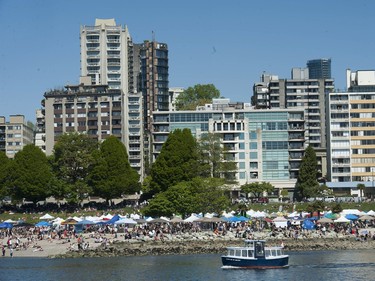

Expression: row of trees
xmin=0 ymin=134 xmax=140 ymax=205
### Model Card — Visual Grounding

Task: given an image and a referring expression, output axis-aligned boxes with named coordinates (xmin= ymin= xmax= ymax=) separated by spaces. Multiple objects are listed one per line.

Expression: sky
xmin=1 ymin=0 xmax=374 ymax=122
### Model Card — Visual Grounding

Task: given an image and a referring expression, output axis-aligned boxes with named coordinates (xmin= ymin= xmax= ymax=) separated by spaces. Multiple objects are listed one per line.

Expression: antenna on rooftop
xmin=152 ymin=30 xmax=155 ymax=42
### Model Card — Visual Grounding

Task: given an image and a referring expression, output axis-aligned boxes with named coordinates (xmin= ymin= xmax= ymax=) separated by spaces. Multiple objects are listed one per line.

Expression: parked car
xmin=324 ymin=196 xmax=336 ymax=203
xmin=256 ymin=197 xmax=269 ymax=203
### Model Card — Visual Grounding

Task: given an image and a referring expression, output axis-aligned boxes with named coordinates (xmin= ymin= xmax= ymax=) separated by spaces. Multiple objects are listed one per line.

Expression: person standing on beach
xmin=2 ymin=244 xmax=5 ymax=256
xmin=9 ymin=247 xmax=13 ymax=257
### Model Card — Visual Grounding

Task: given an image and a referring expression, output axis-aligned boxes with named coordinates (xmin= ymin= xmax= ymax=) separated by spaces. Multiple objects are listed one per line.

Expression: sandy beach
xmin=1 ymin=233 xmax=102 ymax=258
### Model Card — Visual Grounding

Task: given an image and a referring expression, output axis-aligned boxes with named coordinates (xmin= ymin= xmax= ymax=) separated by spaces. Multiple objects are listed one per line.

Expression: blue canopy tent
xmin=104 ymin=214 xmax=121 ymax=224
xmin=35 ymin=221 xmax=50 ymax=227
xmin=74 ymin=219 xmax=96 ymax=233
xmin=345 ymin=214 xmax=359 ymax=221
xmin=0 ymin=222 xmax=13 ymax=229
xmin=227 ymin=216 xmax=249 ymax=222
xmin=302 ymin=219 xmax=316 ymax=230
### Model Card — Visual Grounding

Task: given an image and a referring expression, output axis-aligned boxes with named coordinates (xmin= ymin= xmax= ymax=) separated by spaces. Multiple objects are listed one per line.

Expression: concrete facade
xmin=0 ymin=115 xmax=33 ymax=158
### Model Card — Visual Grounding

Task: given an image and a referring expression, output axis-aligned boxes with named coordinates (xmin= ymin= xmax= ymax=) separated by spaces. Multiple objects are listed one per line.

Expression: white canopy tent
xmin=272 ymin=217 xmax=288 ymax=228
xmin=334 ymin=216 xmax=351 ymax=223
xmin=184 ymin=214 xmax=200 ymax=222
xmin=39 ymin=213 xmax=54 ymax=220
xmin=114 ymin=218 xmax=137 ymax=225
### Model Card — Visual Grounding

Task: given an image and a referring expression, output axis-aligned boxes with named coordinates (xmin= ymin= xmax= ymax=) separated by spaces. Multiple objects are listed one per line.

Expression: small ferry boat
xmin=221 ymin=240 xmax=289 ymax=269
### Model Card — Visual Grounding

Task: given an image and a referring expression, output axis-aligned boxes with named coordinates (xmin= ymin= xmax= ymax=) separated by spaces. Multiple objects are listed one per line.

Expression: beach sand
xmin=1 ymin=234 xmax=102 ymax=258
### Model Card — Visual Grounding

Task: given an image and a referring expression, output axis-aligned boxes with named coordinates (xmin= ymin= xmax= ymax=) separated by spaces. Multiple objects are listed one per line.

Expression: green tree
xmin=198 ymin=133 xmax=237 ymax=182
xmin=163 ymin=181 xmax=197 ymax=218
xmin=8 ymin=145 xmax=52 ymax=203
xmin=51 ymin=133 xmax=98 ymax=203
xmin=175 ymin=84 xmax=221 ymax=110
xmin=148 ymin=129 xmax=200 ymax=197
xmin=88 ymin=136 xmax=140 ymax=203
xmin=295 ymin=145 xmax=319 ymax=200
xmin=0 ymin=151 xmax=10 ymax=199
xmin=240 ymin=182 xmax=274 ymax=200
xmin=143 ymin=177 xmax=230 ymax=218
xmin=193 ymin=177 xmax=230 ymax=215
xmin=142 ymin=193 xmax=175 ymax=218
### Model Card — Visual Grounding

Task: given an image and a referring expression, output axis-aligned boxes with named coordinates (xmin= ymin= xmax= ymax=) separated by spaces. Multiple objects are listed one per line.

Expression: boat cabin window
xmin=248 ymin=250 xmax=254 ymax=257
xmin=235 ymin=250 xmax=241 ymax=257
xmin=228 ymin=249 xmax=235 ymax=256
xmin=255 ymin=241 xmax=265 ymax=257
xmin=265 ymin=250 xmax=270 ymax=257
xmin=242 ymin=250 xmax=247 ymax=257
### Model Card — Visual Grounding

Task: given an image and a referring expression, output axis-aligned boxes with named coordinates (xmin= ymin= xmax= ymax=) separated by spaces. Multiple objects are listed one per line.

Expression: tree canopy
xmin=142 ymin=177 xmax=230 ymax=218
xmin=240 ymin=182 xmax=274 ymax=199
xmin=295 ymin=145 xmax=320 ymax=200
xmin=0 ymin=151 xmax=11 ymax=200
xmin=88 ymin=136 xmax=140 ymax=202
xmin=148 ymin=129 xmax=201 ymax=197
xmin=198 ymin=133 xmax=237 ymax=181
xmin=175 ymin=84 xmax=221 ymax=110
xmin=51 ymin=133 xmax=98 ymax=203
xmin=7 ymin=145 xmax=52 ymax=203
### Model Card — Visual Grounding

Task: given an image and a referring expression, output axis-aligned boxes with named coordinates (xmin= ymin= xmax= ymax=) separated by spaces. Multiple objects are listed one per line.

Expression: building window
xmin=250 ymin=132 xmax=257 ymax=140
xmin=250 ymin=142 xmax=257 ymax=149
xmin=250 ymin=152 xmax=258 ymax=159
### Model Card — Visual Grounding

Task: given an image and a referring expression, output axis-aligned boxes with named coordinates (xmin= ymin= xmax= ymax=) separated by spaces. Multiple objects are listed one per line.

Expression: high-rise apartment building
xmin=139 ymin=40 xmax=169 ymax=131
xmin=0 ymin=115 xmax=33 ymax=158
xmin=252 ymin=68 xmax=334 ymax=179
xmin=327 ymin=69 xmax=375 ymax=184
xmin=41 ymin=19 xmax=170 ymax=179
xmin=307 ymin=58 xmax=331 ymax=79
xmin=79 ymin=19 xmax=147 ymax=176
xmin=80 ymin=19 xmax=131 ymax=90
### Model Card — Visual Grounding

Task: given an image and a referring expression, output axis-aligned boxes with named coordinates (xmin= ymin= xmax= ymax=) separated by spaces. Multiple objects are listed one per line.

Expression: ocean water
xmin=1 ymin=250 xmax=374 ymax=281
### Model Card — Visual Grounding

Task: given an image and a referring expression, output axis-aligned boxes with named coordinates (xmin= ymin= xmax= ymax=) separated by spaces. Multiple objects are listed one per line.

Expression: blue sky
xmin=1 ymin=0 xmax=374 ymax=122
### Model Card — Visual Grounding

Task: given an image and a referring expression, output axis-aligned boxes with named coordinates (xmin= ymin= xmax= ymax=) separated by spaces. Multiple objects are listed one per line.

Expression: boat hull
xmin=221 ymin=256 xmax=289 ymax=269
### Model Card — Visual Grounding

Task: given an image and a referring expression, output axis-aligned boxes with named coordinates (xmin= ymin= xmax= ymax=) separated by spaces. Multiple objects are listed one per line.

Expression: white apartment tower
xmin=80 ymin=19 xmax=143 ymax=177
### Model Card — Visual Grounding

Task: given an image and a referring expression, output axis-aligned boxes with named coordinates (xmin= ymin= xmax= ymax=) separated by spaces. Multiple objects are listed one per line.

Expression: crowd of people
xmin=1 ymin=206 xmax=375 ymax=258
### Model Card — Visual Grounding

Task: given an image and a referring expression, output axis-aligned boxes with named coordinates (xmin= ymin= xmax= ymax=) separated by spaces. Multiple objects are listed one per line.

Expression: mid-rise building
xmin=0 ymin=115 xmax=33 ymax=158
xmin=151 ymin=99 xmax=306 ymax=199
xmin=43 ymin=81 xmax=123 ymax=155
xmin=327 ymin=70 xmax=375 ymax=196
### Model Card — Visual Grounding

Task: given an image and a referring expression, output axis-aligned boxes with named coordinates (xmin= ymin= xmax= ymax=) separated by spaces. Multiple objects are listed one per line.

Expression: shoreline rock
xmin=55 ymin=237 xmax=375 ymax=259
